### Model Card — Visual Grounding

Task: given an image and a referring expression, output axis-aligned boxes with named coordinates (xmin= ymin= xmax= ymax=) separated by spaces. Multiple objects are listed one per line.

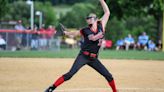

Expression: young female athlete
xmin=45 ymin=0 xmax=117 ymax=92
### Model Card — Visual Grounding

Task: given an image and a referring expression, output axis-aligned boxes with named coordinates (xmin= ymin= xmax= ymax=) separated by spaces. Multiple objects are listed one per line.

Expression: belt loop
xmin=90 ymin=53 xmax=97 ymax=58
xmin=83 ymin=51 xmax=89 ymax=55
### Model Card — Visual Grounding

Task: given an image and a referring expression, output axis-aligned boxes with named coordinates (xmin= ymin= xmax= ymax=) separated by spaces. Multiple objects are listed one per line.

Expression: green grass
xmin=99 ymin=50 xmax=164 ymax=60
xmin=0 ymin=49 xmax=78 ymax=58
xmin=0 ymin=49 xmax=164 ymax=60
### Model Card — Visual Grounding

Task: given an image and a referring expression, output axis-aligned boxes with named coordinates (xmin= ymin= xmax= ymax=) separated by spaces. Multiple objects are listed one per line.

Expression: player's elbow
xmin=106 ymin=11 xmax=110 ymax=17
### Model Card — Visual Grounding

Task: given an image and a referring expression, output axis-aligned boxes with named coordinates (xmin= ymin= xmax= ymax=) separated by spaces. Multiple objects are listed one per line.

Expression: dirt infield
xmin=0 ymin=58 xmax=164 ymax=92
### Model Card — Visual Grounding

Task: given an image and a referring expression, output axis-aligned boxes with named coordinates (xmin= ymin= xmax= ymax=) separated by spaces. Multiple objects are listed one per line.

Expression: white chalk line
xmin=55 ymin=87 xmax=164 ymax=92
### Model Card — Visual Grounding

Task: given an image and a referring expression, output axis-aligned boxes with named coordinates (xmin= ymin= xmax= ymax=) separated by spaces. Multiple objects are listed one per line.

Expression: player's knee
xmin=106 ymin=76 xmax=113 ymax=82
xmin=63 ymin=72 xmax=74 ymax=81
xmin=104 ymin=73 xmax=113 ymax=82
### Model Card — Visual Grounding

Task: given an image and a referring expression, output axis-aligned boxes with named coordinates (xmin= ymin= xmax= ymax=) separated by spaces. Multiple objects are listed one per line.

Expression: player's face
xmin=86 ymin=16 xmax=97 ymax=25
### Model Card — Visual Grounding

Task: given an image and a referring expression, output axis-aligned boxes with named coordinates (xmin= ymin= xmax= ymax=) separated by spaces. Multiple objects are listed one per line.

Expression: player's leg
xmin=45 ymin=54 xmax=88 ymax=92
xmin=87 ymin=59 xmax=117 ymax=92
xmin=61 ymin=55 xmax=87 ymax=82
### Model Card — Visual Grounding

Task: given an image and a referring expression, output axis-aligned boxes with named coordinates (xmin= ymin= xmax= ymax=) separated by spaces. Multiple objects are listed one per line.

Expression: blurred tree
xmin=105 ymin=0 xmax=164 ymax=40
xmin=57 ymin=0 xmax=160 ymax=43
xmin=0 ymin=0 xmax=9 ymax=20
xmin=105 ymin=17 xmax=126 ymax=43
xmin=105 ymin=16 xmax=157 ymax=44
xmin=59 ymin=3 xmax=96 ymax=28
xmin=2 ymin=1 xmax=57 ymax=28
xmin=148 ymin=0 xmax=164 ymax=40
xmin=49 ymin=0 xmax=98 ymax=5
xmin=35 ymin=1 xmax=57 ymax=27
xmin=2 ymin=1 xmax=30 ymax=26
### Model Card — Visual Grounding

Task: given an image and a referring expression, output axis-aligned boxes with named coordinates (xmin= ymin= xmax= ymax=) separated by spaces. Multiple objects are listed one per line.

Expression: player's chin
xmin=86 ymin=20 xmax=92 ymax=24
xmin=88 ymin=22 xmax=94 ymax=26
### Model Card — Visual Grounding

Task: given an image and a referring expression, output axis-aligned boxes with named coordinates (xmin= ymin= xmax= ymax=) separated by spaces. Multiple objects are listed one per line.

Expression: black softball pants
xmin=63 ymin=54 xmax=113 ymax=82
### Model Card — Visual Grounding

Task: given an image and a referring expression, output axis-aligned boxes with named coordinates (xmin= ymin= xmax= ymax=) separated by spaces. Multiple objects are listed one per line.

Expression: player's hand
xmin=97 ymin=32 xmax=104 ymax=38
xmin=63 ymin=31 xmax=68 ymax=36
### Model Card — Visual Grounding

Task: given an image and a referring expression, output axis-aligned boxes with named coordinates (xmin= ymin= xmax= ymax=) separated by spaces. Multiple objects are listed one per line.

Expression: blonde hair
xmin=88 ymin=13 xmax=97 ymax=19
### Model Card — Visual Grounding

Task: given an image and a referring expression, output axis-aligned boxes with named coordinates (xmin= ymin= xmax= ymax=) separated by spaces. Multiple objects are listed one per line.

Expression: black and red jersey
xmin=80 ymin=21 xmax=104 ymax=54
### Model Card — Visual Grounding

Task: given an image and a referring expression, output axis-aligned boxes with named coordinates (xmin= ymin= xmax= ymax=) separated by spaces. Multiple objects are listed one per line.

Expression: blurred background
xmin=0 ymin=0 xmax=163 ymax=52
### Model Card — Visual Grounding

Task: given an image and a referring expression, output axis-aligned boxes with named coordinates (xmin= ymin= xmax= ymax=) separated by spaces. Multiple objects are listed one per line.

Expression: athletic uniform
xmin=45 ymin=21 xmax=117 ymax=92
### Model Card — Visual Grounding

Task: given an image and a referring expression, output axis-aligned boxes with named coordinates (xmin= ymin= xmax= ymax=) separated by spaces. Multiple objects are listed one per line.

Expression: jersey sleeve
xmin=80 ymin=28 xmax=93 ymax=37
xmin=80 ymin=29 xmax=84 ymax=36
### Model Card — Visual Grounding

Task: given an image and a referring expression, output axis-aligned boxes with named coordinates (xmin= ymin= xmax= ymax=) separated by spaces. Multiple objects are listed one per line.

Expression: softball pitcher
xmin=45 ymin=0 xmax=117 ymax=92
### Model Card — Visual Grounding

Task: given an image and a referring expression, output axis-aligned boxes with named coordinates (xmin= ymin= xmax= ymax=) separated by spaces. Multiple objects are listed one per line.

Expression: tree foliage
xmin=104 ymin=0 xmax=163 ymax=42
xmin=0 ymin=0 xmax=9 ymax=20
xmin=59 ymin=3 xmax=96 ymax=28
xmin=4 ymin=1 xmax=30 ymax=25
xmin=35 ymin=2 xmax=57 ymax=27
xmin=48 ymin=0 xmax=98 ymax=5
xmin=1 ymin=1 xmax=57 ymax=28
xmin=106 ymin=0 xmax=163 ymax=19
xmin=106 ymin=16 xmax=157 ymax=43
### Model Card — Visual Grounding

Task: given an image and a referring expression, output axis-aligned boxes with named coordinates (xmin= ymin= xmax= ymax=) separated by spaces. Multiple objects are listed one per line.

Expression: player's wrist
xmin=63 ymin=31 xmax=68 ymax=35
xmin=96 ymin=32 xmax=104 ymax=39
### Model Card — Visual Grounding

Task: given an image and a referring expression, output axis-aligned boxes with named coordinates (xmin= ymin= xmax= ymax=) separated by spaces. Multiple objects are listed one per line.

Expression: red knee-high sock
xmin=108 ymin=80 xmax=117 ymax=92
xmin=53 ymin=76 xmax=65 ymax=87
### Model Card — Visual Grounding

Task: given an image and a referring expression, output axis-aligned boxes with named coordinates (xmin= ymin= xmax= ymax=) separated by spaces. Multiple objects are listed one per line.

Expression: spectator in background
xmin=38 ymin=25 xmax=47 ymax=50
xmin=31 ymin=25 xmax=39 ymax=50
xmin=116 ymin=38 xmax=124 ymax=50
xmin=0 ymin=34 xmax=6 ymax=50
xmin=137 ymin=32 xmax=149 ymax=50
xmin=14 ymin=20 xmax=26 ymax=50
xmin=124 ymin=34 xmax=135 ymax=50
xmin=148 ymin=40 xmax=156 ymax=51
xmin=46 ymin=25 xmax=56 ymax=49
xmin=156 ymin=40 xmax=162 ymax=51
